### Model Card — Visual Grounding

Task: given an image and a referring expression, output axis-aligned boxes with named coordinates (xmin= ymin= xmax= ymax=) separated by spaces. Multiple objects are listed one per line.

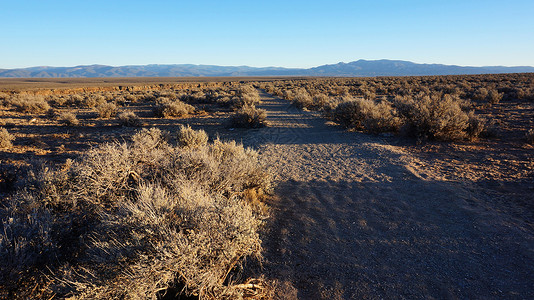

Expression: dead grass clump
xmin=0 ymin=127 xmax=15 ymax=149
xmin=0 ymin=130 xmax=272 ymax=299
xmin=395 ymin=93 xmax=478 ymax=141
xmin=58 ymin=112 xmax=80 ymax=126
xmin=10 ymin=94 xmax=51 ymax=114
xmin=154 ymin=100 xmax=195 ymax=118
xmin=526 ymin=129 xmax=534 ymax=145
xmin=332 ymin=98 xmax=400 ymax=133
xmin=177 ymin=125 xmax=208 ymax=148
xmin=229 ymin=105 xmax=267 ymax=128
xmin=117 ymin=111 xmax=142 ymax=127
xmin=96 ymin=102 xmax=117 ymax=118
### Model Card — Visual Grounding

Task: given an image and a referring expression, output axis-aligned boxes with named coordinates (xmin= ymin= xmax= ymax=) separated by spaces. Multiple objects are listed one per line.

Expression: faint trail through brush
xmin=243 ymin=90 xmax=534 ymax=299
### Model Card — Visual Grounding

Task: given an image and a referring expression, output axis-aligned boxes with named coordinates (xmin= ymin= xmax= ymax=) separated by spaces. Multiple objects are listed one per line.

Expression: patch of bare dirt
xmin=0 ymin=101 xmax=236 ymax=167
xmin=245 ymin=91 xmax=534 ymax=299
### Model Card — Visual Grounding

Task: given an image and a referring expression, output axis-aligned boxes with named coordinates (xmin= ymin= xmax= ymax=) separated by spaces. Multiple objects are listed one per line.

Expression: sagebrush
xmin=229 ymin=105 xmax=267 ymax=128
xmin=154 ymin=98 xmax=195 ymax=118
xmin=96 ymin=102 xmax=117 ymax=118
xmin=0 ymin=129 xmax=272 ymax=299
xmin=9 ymin=94 xmax=50 ymax=114
xmin=176 ymin=124 xmax=209 ymax=148
xmin=117 ymin=110 xmax=142 ymax=127
xmin=0 ymin=127 xmax=15 ymax=149
xmin=58 ymin=112 xmax=79 ymax=126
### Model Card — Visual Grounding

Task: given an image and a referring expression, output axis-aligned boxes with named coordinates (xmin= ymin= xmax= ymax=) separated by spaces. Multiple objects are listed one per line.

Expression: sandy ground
xmin=242 ymin=91 xmax=534 ymax=299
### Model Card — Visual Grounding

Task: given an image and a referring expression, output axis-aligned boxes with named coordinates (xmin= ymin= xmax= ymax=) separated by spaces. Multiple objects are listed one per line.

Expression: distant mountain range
xmin=1 ymin=60 xmax=533 ymax=78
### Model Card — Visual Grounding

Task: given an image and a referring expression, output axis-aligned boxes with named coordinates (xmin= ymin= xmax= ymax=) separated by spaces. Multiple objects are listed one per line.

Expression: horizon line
xmin=2 ymin=59 xmax=534 ymax=70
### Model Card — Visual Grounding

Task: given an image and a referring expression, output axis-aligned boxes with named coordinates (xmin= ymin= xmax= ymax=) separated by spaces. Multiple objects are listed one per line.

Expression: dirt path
xmin=243 ymin=91 xmax=534 ymax=299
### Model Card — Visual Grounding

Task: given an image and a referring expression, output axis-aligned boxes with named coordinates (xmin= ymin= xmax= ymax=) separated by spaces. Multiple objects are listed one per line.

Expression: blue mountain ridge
xmin=1 ymin=59 xmax=533 ymax=78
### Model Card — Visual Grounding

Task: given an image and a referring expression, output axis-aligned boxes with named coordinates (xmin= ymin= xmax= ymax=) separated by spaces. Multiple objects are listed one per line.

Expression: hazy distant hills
xmin=1 ymin=60 xmax=533 ymax=78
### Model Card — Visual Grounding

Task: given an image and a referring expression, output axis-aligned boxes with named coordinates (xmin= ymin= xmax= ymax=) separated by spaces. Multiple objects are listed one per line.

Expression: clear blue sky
xmin=1 ymin=0 xmax=533 ymax=68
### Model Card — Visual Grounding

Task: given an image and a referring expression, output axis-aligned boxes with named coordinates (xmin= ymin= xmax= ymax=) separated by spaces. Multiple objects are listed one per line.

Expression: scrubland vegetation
xmin=1 ymin=73 xmax=533 ymax=298
xmin=0 ymin=127 xmax=14 ymax=149
xmin=0 ymin=81 xmax=276 ymax=299
xmin=0 ymin=128 xmax=272 ymax=299
xmin=260 ymin=73 xmax=534 ymax=142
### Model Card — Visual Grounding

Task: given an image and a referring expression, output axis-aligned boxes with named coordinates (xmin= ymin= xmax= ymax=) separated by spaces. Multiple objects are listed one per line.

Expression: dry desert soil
xmin=241 ymin=91 xmax=533 ymax=299
xmin=1 ymin=88 xmax=533 ymax=299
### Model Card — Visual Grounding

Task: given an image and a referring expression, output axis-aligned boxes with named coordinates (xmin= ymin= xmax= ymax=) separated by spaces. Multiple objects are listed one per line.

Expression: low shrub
xmin=231 ymin=87 xmax=261 ymax=108
xmin=82 ymin=94 xmax=107 ymax=108
xmin=395 ymin=93 xmax=479 ymax=141
xmin=117 ymin=111 xmax=142 ymax=127
xmin=96 ymin=102 xmax=118 ymax=118
xmin=292 ymin=92 xmax=332 ymax=111
xmin=229 ymin=105 xmax=267 ymax=128
xmin=177 ymin=125 xmax=209 ymax=148
xmin=0 ymin=131 xmax=271 ymax=299
xmin=0 ymin=127 xmax=15 ymax=149
xmin=58 ymin=112 xmax=79 ymax=126
xmin=472 ymin=87 xmax=489 ymax=101
xmin=331 ymin=98 xmax=400 ymax=133
xmin=68 ymin=94 xmax=85 ymax=106
xmin=487 ymin=89 xmax=503 ymax=104
xmin=131 ymin=127 xmax=168 ymax=151
xmin=466 ymin=112 xmax=486 ymax=140
xmin=10 ymin=94 xmax=50 ymax=114
xmin=46 ymin=95 xmax=68 ymax=107
xmin=154 ymin=100 xmax=195 ymax=118
xmin=291 ymin=90 xmax=313 ymax=109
